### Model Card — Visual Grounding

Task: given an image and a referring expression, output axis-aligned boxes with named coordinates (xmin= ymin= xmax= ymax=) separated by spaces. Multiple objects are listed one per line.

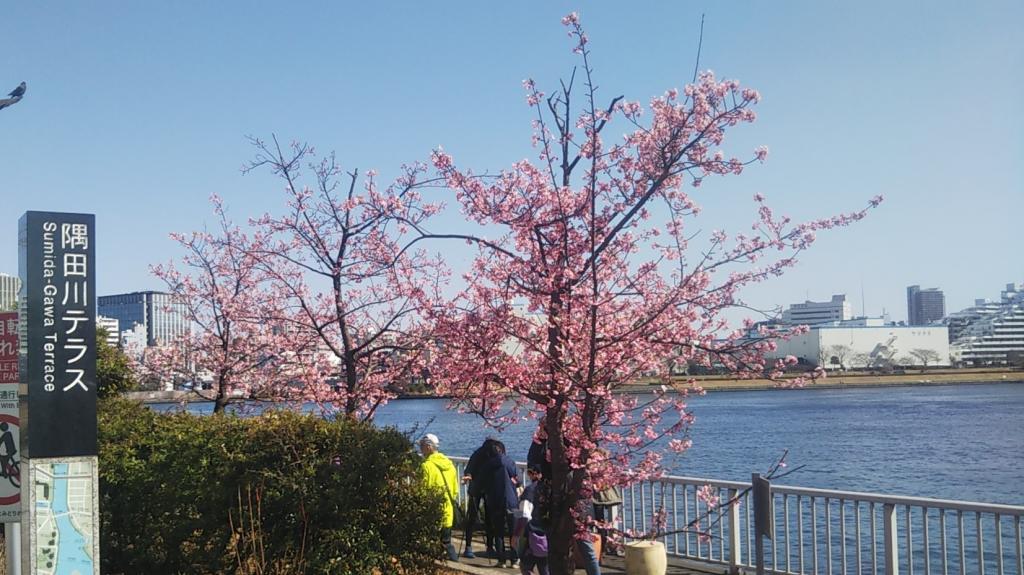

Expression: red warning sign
xmin=0 ymin=312 xmax=15 ymax=384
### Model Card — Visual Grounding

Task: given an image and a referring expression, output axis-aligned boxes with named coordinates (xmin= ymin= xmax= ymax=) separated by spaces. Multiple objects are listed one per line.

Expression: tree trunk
xmin=548 ymin=509 xmax=576 ymax=574
xmin=546 ymin=410 xmax=579 ymax=575
xmin=213 ymin=398 xmax=227 ymax=413
xmin=213 ymin=374 xmax=228 ymax=414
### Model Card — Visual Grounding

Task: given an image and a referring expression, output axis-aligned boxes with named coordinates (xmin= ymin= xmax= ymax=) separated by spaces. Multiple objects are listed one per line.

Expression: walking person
xmin=419 ymin=433 xmax=460 ymax=562
xmin=480 ymin=440 xmax=519 ymax=567
xmin=461 ymin=436 xmax=502 ymax=558
xmin=574 ymin=498 xmax=603 ymax=575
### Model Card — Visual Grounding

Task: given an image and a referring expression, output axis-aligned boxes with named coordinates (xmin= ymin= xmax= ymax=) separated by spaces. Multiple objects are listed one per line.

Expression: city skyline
xmin=1 ymin=1 xmax=1020 ymax=324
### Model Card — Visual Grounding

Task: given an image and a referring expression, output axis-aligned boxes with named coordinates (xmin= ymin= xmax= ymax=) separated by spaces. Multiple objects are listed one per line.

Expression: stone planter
xmin=624 ymin=540 xmax=667 ymax=575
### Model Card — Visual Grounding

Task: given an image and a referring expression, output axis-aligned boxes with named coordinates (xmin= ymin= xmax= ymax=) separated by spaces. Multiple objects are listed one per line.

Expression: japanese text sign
xmin=18 ymin=212 xmax=97 ymax=458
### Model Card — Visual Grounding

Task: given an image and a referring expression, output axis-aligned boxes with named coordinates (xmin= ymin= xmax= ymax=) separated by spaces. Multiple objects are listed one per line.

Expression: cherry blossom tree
xmin=242 ymin=136 xmax=444 ymax=420
xmin=410 ymin=14 xmax=881 ymax=572
xmin=148 ymin=197 xmax=322 ymax=414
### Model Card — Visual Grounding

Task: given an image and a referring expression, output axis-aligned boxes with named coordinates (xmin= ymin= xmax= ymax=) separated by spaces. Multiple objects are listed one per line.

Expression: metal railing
xmin=449 ymin=456 xmax=1024 ymax=575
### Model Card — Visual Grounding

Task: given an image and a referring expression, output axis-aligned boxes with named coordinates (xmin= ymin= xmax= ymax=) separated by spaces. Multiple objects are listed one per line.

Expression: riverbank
xmin=625 ymin=367 xmax=1024 ymax=393
xmin=125 ymin=368 xmax=1023 ymax=404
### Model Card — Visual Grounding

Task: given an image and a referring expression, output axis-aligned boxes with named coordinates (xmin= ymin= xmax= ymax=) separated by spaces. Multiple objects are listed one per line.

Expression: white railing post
xmin=729 ymin=488 xmax=742 ymax=574
xmin=884 ymin=503 xmax=900 ymax=575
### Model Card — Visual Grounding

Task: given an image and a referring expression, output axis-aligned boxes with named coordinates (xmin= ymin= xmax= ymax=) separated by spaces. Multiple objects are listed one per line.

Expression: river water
xmin=371 ymin=383 xmax=1024 ymax=506
xmin=168 ymin=382 xmax=1024 ymax=506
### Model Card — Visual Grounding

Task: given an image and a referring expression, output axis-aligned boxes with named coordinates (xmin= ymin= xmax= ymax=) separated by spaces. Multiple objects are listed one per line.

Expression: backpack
xmin=528 ymin=524 xmax=548 ymax=558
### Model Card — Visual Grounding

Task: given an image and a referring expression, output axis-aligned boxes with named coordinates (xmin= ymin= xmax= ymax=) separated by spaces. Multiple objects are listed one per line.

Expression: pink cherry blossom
xmin=417 ymin=13 xmax=879 ymax=572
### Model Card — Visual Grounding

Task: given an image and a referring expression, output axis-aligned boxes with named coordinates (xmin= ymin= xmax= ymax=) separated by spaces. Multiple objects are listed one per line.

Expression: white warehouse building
xmin=770 ymin=318 xmax=950 ymax=369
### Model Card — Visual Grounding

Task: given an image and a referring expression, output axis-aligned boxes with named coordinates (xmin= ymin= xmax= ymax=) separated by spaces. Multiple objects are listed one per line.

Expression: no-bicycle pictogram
xmin=0 ymin=412 xmax=21 ymax=506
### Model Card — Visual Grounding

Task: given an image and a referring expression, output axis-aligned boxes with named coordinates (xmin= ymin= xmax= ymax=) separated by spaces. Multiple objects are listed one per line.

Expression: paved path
xmin=445 ymin=535 xmax=721 ymax=575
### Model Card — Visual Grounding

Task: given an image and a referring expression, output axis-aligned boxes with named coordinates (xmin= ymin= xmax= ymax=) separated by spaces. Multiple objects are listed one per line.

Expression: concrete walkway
xmin=444 ymin=535 xmax=723 ymax=575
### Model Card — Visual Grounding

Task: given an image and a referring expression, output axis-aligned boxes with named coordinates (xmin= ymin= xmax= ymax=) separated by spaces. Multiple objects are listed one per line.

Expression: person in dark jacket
xmin=461 ymin=437 xmax=502 ymax=558
xmin=517 ymin=465 xmax=550 ymax=575
xmin=480 ymin=440 xmax=519 ymax=567
xmin=527 ymin=421 xmax=552 ymax=480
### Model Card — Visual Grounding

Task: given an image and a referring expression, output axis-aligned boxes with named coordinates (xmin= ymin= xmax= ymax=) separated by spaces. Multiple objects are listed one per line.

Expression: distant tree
xmin=895 ymin=355 xmax=915 ymax=368
xmin=850 ymin=352 xmax=871 ymax=369
xmin=816 ymin=347 xmax=830 ymax=368
xmin=909 ymin=348 xmax=941 ymax=367
xmin=826 ymin=344 xmax=852 ymax=370
xmin=96 ymin=327 xmax=139 ymax=399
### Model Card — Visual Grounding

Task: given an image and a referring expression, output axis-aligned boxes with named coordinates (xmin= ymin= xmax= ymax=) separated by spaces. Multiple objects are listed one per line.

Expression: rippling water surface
xmin=167 ymin=382 xmax=1024 ymax=505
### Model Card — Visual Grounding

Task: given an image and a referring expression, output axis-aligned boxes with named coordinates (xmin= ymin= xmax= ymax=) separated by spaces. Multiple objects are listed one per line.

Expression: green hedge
xmin=99 ymin=397 xmax=445 ymax=574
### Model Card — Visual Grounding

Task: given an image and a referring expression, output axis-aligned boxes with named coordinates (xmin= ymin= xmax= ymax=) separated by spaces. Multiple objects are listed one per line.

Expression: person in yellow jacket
xmin=419 ymin=433 xmax=460 ymax=562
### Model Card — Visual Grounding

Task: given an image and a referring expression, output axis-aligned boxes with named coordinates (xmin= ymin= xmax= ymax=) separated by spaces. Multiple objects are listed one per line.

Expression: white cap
xmin=420 ymin=433 xmax=440 ymax=448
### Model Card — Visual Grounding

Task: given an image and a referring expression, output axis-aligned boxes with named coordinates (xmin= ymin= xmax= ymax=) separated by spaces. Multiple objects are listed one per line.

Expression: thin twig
xmin=691 ymin=14 xmax=706 ymax=83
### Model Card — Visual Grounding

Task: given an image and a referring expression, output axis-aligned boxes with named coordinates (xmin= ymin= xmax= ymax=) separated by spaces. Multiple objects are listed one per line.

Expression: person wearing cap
xmin=419 ymin=433 xmax=460 ymax=562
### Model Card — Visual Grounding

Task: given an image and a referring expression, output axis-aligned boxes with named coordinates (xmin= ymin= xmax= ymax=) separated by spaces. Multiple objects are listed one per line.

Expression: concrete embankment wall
xmin=125 ymin=369 xmax=1023 ymax=404
xmin=627 ymin=368 xmax=1024 ymax=392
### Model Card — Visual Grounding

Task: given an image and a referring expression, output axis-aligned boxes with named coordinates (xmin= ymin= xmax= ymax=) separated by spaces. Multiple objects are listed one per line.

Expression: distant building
xmin=907 ymin=285 xmax=945 ymax=326
xmin=950 ymin=283 xmax=1024 ymax=366
xmin=97 ymin=316 xmax=120 ymax=347
xmin=769 ymin=318 xmax=950 ymax=369
xmin=945 ymin=299 xmax=1006 ymax=342
xmin=120 ymin=323 xmax=149 ymax=361
xmin=0 ymin=274 xmax=19 ymax=312
xmin=98 ymin=291 xmax=188 ymax=347
xmin=781 ymin=295 xmax=852 ymax=326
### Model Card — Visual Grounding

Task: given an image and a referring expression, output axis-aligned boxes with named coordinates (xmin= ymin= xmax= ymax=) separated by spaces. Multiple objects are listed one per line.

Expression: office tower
xmin=907 ymin=285 xmax=946 ymax=326
xmin=98 ymin=291 xmax=188 ymax=346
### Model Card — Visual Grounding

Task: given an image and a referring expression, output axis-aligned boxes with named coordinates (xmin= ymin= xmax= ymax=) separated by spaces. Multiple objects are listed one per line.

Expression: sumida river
xmin=373 ymin=383 xmax=1024 ymax=506
xmin=169 ymin=382 xmax=1024 ymax=505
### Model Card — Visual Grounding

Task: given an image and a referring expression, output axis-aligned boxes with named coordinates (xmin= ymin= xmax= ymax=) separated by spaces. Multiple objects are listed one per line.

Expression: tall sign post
xmin=0 ymin=311 xmax=21 ymax=573
xmin=18 ymin=212 xmax=99 ymax=574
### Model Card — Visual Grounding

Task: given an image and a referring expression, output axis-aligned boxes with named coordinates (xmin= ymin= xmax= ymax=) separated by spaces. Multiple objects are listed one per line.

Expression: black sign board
xmin=18 ymin=211 xmax=97 ymax=458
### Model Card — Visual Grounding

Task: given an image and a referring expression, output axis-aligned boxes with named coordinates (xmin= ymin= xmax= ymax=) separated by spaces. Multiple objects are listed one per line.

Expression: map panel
xmin=28 ymin=457 xmax=98 ymax=575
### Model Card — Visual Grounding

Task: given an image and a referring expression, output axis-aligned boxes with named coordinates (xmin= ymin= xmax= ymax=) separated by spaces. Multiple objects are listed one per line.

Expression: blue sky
xmin=1 ymin=1 xmax=1020 ymax=322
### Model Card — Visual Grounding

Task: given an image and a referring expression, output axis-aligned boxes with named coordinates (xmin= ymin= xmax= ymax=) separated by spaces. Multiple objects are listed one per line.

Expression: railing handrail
xmin=448 ymin=455 xmax=1024 ymax=516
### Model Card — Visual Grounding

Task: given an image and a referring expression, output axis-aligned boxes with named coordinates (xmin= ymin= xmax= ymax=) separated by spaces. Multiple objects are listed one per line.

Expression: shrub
xmin=96 ymin=327 xmax=138 ymax=398
xmin=99 ymin=397 xmax=444 ymax=574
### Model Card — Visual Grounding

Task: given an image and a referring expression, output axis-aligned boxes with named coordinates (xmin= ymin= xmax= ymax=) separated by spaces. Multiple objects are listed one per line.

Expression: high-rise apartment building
xmin=781 ymin=294 xmax=852 ymax=326
xmin=945 ymin=299 xmax=1005 ymax=342
xmin=97 ymin=315 xmax=121 ymax=347
xmin=950 ymin=283 xmax=1024 ymax=366
xmin=907 ymin=285 xmax=945 ymax=326
xmin=0 ymin=274 xmax=20 ymax=311
xmin=98 ymin=291 xmax=188 ymax=346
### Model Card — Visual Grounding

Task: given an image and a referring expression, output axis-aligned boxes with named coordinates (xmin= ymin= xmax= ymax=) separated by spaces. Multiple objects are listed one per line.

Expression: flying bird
xmin=0 ymin=81 xmax=26 ymax=111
